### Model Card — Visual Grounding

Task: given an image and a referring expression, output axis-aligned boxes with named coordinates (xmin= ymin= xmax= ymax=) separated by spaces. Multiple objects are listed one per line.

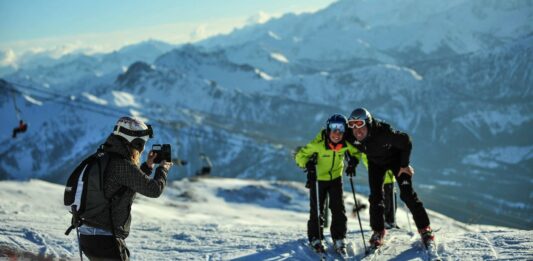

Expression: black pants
xmin=383 ymin=183 xmax=396 ymax=224
xmin=368 ymin=160 xmax=430 ymax=231
xmin=307 ymin=177 xmax=347 ymax=242
xmin=80 ymin=235 xmax=130 ymax=261
xmin=12 ymin=128 xmax=23 ymax=138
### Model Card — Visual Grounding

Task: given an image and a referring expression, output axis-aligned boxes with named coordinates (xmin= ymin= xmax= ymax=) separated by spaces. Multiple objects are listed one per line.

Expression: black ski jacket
xmin=345 ymin=119 xmax=412 ymax=168
xmin=83 ymin=135 xmax=167 ymax=239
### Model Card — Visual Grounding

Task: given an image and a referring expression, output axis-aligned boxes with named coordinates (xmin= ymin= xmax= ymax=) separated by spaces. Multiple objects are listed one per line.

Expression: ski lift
xmin=10 ymin=89 xmax=28 ymax=138
xmin=195 ymin=152 xmax=212 ymax=177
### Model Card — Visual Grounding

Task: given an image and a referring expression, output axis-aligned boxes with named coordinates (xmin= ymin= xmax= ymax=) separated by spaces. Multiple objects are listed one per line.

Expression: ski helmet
xmin=112 ymin=116 xmax=153 ymax=151
xmin=326 ymin=114 xmax=348 ymax=133
xmin=348 ymin=108 xmax=372 ymax=129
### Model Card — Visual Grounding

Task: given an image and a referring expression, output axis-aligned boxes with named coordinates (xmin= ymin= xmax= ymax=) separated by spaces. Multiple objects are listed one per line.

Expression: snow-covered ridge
xmin=1 ymin=178 xmax=531 ymax=260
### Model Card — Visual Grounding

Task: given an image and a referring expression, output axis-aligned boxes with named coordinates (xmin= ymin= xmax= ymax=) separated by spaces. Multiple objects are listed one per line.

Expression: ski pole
xmin=315 ymin=176 xmax=325 ymax=260
xmin=393 ymin=180 xmax=397 ymax=227
xmin=76 ymin=226 xmax=83 ymax=261
xmin=404 ymin=202 xmax=413 ymax=234
xmin=315 ymin=179 xmax=322 ymax=243
xmin=349 ymin=176 xmax=368 ymax=254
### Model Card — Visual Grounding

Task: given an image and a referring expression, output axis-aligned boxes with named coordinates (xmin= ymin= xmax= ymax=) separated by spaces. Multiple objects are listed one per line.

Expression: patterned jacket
xmin=83 ymin=135 xmax=167 ymax=239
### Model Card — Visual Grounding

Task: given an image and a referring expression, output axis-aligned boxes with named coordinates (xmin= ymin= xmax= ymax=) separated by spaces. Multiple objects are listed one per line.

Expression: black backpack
xmin=64 ymin=146 xmax=114 ymax=235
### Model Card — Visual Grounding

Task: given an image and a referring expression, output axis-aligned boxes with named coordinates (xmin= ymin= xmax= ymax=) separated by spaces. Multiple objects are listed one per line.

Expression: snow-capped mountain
xmin=1 ymin=178 xmax=532 ymax=260
xmin=199 ymin=0 xmax=533 ymax=74
xmin=1 ymin=0 xmax=532 ymax=230
xmin=2 ymin=40 xmax=177 ymax=90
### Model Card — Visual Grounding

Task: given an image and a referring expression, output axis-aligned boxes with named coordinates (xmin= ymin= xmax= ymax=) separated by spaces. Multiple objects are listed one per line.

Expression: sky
xmin=0 ymin=0 xmax=335 ymax=58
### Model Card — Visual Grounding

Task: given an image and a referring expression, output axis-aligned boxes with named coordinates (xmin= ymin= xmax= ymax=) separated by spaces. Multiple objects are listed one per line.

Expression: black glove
xmin=345 ymin=156 xmax=358 ymax=177
xmin=305 ymin=153 xmax=318 ymax=185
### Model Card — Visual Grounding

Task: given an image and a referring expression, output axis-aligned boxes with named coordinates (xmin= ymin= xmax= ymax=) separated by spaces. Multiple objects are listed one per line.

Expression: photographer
xmin=78 ymin=117 xmax=173 ymax=260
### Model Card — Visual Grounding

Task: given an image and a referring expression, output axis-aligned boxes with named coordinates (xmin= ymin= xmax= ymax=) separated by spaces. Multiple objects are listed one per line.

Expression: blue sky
xmin=0 ymin=0 xmax=334 ymax=55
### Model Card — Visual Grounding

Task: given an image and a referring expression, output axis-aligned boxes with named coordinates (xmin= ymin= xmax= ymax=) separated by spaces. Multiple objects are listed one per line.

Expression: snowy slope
xmin=0 ymin=178 xmax=531 ymax=260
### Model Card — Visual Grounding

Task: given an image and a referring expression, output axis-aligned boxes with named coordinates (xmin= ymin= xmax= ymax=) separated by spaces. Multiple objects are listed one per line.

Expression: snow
xmin=1 ymin=178 xmax=531 ymax=260
xmin=22 ymin=94 xmax=43 ymax=106
xmin=270 ymin=52 xmax=289 ymax=64
xmin=268 ymin=31 xmax=281 ymax=40
xmin=454 ymin=107 xmax=532 ymax=136
xmin=112 ymin=90 xmax=140 ymax=108
xmin=382 ymin=64 xmax=423 ymax=81
xmin=254 ymin=68 xmax=274 ymax=81
xmin=462 ymin=145 xmax=533 ymax=169
xmin=82 ymin=92 xmax=108 ymax=105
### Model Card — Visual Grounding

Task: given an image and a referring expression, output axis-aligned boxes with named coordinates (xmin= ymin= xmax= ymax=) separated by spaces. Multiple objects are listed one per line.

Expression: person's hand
xmin=159 ymin=160 xmax=173 ymax=172
xmin=398 ymin=165 xmax=414 ymax=177
xmin=305 ymin=153 xmax=318 ymax=182
xmin=306 ymin=167 xmax=317 ymax=183
xmin=345 ymin=156 xmax=358 ymax=177
xmin=146 ymin=150 xmax=157 ymax=169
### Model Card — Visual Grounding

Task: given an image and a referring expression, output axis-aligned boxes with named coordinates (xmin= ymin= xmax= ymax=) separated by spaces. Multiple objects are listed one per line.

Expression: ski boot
xmin=367 ymin=229 xmax=386 ymax=254
xmin=310 ymin=239 xmax=325 ymax=253
xmin=419 ymin=226 xmax=435 ymax=249
xmin=420 ymin=226 xmax=441 ymax=260
xmin=333 ymin=239 xmax=347 ymax=256
xmin=370 ymin=229 xmax=386 ymax=247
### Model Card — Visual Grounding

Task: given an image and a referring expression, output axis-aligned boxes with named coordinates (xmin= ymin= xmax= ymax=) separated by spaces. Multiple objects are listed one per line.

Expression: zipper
xmin=328 ymin=151 xmax=336 ymax=181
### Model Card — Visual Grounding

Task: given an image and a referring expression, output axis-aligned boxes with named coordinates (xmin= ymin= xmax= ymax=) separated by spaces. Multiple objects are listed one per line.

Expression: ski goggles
xmin=131 ymin=138 xmax=146 ymax=152
xmin=328 ymin=123 xmax=346 ymax=133
xmin=348 ymin=119 xmax=366 ymax=129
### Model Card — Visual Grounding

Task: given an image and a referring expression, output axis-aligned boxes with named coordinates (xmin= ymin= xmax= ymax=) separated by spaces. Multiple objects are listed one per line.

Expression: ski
xmin=362 ymin=235 xmax=397 ymax=261
xmin=363 ymin=244 xmax=385 ymax=261
xmin=424 ymin=240 xmax=442 ymax=261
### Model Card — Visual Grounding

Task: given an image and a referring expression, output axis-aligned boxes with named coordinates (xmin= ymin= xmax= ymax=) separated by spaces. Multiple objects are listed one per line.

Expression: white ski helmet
xmin=112 ymin=116 xmax=153 ymax=151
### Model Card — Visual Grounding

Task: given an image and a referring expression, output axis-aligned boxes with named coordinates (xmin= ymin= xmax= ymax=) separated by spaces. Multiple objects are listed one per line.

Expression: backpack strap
xmin=64 ymin=205 xmax=82 ymax=235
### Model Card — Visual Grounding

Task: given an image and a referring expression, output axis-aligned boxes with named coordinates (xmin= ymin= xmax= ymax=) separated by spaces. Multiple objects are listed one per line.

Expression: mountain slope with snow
xmin=0 ymin=178 xmax=531 ymax=260
xmin=1 ymin=0 xmax=532 ymax=230
xmin=3 ymin=40 xmax=177 ymax=90
xmin=200 ymin=0 xmax=533 ymax=72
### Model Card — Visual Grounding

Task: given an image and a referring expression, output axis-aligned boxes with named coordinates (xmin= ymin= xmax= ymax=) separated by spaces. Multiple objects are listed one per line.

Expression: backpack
xmin=64 ymin=146 xmax=113 ymax=235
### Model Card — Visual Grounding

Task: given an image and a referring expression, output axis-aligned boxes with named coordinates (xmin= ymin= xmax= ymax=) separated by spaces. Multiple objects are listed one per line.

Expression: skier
xmin=295 ymin=114 xmax=363 ymax=255
xmin=345 ymin=108 xmax=435 ymax=250
xmin=12 ymin=120 xmax=27 ymax=138
xmin=383 ymin=170 xmax=398 ymax=229
xmin=78 ymin=117 xmax=173 ymax=260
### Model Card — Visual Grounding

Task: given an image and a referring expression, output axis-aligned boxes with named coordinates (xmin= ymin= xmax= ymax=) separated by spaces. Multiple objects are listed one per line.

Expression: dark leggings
xmin=307 ymin=177 xmax=347 ymax=242
xmin=79 ymin=235 xmax=130 ymax=261
xmin=368 ymin=160 xmax=430 ymax=231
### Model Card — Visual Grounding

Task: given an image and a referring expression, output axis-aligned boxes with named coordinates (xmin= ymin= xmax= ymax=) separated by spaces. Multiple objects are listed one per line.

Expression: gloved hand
xmin=305 ymin=153 xmax=318 ymax=183
xmin=345 ymin=156 xmax=358 ymax=177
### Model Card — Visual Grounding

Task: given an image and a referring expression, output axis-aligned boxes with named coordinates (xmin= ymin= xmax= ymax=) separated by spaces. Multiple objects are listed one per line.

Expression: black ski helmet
xmin=348 ymin=108 xmax=372 ymax=128
xmin=326 ymin=113 xmax=348 ymax=133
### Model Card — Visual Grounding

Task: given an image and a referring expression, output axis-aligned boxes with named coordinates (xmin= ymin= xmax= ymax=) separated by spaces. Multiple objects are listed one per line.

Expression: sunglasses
xmin=348 ymin=119 xmax=365 ymax=129
xmin=329 ymin=123 xmax=346 ymax=133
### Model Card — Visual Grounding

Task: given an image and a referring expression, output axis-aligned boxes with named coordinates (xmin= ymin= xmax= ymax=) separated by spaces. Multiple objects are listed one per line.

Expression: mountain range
xmin=1 ymin=0 xmax=532 ymax=229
